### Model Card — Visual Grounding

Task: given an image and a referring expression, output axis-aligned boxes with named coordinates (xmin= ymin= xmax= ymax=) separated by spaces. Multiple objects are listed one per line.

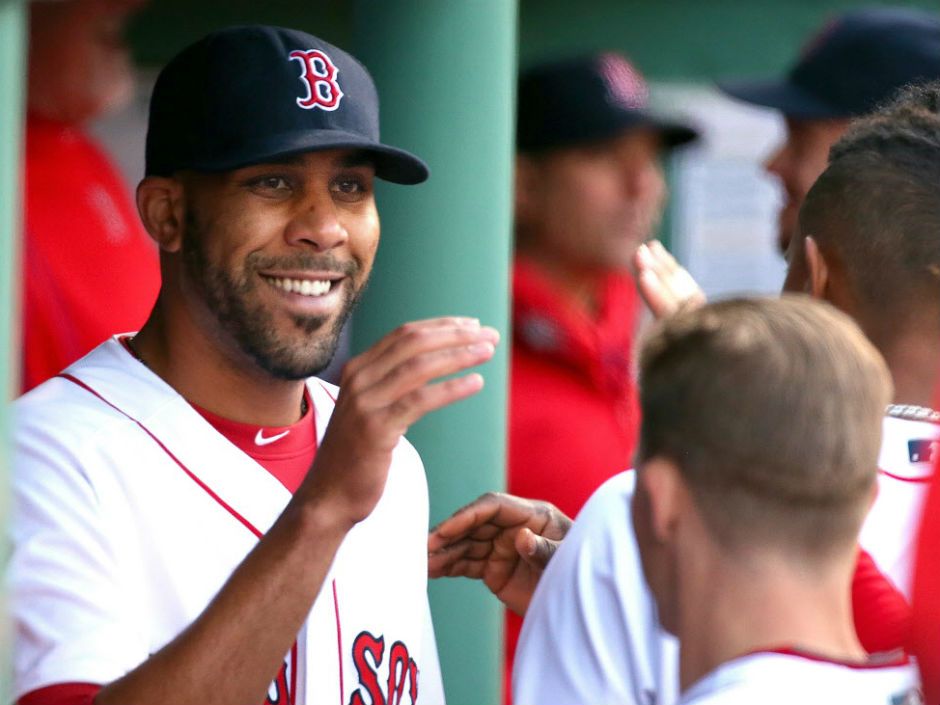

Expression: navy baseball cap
xmin=517 ymin=53 xmax=698 ymax=153
xmin=145 ymin=25 xmax=428 ymax=184
xmin=719 ymin=7 xmax=940 ymax=119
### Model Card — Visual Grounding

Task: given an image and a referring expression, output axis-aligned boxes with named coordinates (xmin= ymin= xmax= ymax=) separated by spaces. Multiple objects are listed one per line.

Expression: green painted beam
xmin=0 ymin=0 xmax=26 ymax=699
xmin=351 ymin=3 xmax=517 ymax=704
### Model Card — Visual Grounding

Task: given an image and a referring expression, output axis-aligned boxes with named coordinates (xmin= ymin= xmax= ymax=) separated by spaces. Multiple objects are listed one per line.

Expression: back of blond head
xmin=638 ymin=296 xmax=891 ymax=561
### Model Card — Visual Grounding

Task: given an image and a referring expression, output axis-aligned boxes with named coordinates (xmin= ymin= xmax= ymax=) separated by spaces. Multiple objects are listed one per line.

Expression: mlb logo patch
xmin=908 ymin=439 xmax=938 ymax=464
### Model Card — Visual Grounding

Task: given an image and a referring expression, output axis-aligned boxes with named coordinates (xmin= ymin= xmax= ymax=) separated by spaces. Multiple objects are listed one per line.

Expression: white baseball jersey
xmin=513 ymin=415 xmax=937 ymax=705
xmin=679 ymin=650 xmax=920 ymax=704
xmin=860 ymin=415 xmax=937 ymax=598
xmin=11 ymin=336 xmax=445 ymax=705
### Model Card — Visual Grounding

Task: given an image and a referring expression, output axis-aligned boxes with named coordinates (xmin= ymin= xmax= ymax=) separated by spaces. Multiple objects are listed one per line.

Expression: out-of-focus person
xmin=719 ymin=6 xmax=940 ymax=254
xmin=506 ymin=52 xmax=696 ymax=694
xmin=431 ymin=83 xmax=940 ymax=705
xmin=23 ymin=0 xmax=160 ymax=392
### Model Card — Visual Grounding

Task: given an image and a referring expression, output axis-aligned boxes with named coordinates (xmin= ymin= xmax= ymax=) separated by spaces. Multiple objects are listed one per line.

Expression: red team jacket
xmin=506 ymin=257 xmax=642 ymax=700
xmin=22 ymin=115 xmax=160 ymax=393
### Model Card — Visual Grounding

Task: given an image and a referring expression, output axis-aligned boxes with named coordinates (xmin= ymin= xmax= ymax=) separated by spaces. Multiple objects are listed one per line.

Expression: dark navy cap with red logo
xmin=145 ymin=25 xmax=428 ymax=184
xmin=516 ymin=53 xmax=698 ymax=153
xmin=719 ymin=7 xmax=940 ymax=119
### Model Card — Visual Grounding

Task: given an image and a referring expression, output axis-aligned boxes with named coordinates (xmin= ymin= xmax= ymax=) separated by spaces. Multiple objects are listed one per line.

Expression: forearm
xmin=96 ymin=499 xmax=351 ymax=705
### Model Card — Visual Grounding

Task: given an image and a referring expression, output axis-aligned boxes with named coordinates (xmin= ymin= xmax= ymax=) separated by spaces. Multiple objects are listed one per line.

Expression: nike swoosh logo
xmin=255 ymin=429 xmax=290 ymax=446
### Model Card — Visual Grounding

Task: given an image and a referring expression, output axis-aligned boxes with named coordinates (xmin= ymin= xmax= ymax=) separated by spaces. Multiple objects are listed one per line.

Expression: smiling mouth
xmin=262 ymin=276 xmax=337 ymax=297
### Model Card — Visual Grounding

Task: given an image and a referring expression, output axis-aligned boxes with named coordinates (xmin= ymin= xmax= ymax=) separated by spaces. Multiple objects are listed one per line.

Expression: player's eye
xmin=331 ymin=174 xmax=372 ymax=201
xmin=246 ymin=175 xmax=293 ymax=197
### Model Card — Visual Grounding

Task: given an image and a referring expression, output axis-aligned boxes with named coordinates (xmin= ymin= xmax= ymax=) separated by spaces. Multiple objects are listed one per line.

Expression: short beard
xmin=181 ymin=210 xmax=363 ymax=380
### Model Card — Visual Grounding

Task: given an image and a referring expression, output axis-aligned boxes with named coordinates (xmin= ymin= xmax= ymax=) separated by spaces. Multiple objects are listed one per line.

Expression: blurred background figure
xmin=507 ymin=52 xmax=695 ymax=699
xmin=22 ymin=0 xmax=159 ymax=392
xmin=719 ymin=6 xmax=940 ymax=254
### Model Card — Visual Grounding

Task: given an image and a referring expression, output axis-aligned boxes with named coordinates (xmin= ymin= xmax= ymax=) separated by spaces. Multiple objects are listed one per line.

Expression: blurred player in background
xmin=432 ymin=83 xmax=940 ymax=704
xmin=507 ymin=52 xmax=696 ymax=695
xmin=719 ymin=6 xmax=940 ymax=253
xmin=23 ymin=0 xmax=160 ymax=392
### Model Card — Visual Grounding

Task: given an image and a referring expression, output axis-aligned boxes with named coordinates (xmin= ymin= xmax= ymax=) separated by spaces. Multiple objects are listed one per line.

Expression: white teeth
xmin=266 ymin=277 xmax=332 ymax=297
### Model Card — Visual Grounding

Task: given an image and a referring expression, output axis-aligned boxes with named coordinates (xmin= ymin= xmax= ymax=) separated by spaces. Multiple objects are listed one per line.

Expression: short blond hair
xmin=638 ymin=296 xmax=891 ymax=560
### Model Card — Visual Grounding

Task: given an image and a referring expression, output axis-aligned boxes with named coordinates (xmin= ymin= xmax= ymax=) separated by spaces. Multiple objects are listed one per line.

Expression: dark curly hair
xmin=799 ymin=82 xmax=940 ymax=318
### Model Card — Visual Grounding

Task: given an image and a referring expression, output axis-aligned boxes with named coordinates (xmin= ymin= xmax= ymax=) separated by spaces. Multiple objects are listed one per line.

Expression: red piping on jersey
xmin=319 ymin=381 xmax=338 ymax=403
xmin=333 ymin=578 xmax=344 ymax=705
xmin=290 ymin=643 xmax=298 ymax=705
xmin=879 ymin=467 xmax=933 ymax=484
xmin=758 ymin=646 xmax=910 ymax=670
xmin=59 ymin=374 xmax=265 ymax=539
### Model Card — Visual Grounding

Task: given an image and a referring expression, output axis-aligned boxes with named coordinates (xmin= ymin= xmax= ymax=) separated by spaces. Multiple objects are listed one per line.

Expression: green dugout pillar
xmin=0 ymin=0 xmax=26 ymax=700
xmin=352 ymin=3 xmax=517 ymax=704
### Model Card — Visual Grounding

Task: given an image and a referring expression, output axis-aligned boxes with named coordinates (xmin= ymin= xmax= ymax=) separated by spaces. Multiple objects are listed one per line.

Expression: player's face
xmin=28 ymin=0 xmax=144 ymax=124
xmin=517 ymin=129 xmax=666 ymax=272
xmin=178 ymin=149 xmax=379 ymax=380
xmin=764 ymin=117 xmax=848 ymax=255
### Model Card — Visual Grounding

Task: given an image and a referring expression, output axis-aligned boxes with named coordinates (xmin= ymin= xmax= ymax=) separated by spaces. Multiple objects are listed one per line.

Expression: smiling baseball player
xmin=11 ymin=25 xmax=499 ymax=705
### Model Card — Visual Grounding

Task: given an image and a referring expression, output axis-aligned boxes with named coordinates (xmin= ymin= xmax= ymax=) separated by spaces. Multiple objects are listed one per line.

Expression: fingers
xmin=386 ymin=371 xmax=486 ymax=430
xmin=515 ymin=528 xmax=561 ymax=571
xmin=428 ymin=538 xmax=493 ymax=578
xmin=428 ymin=492 xmax=561 ymax=550
xmin=365 ymin=336 xmax=496 ymax=410
xmin=343 ymin=316 xmax=479 ymax=375
xmin=635 ymin=241 xmax=707 ymax=319
xmin=343 ymin=318 xmax=498 ymax=388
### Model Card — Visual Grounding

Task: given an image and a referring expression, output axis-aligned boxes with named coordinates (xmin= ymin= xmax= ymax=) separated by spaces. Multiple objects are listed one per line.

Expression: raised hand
xmin=634 ymin=240 xmax=707 ymax=319
xmin=428 ymin=492 xmax=572 ymax=616
xmin=300 ymin=317 xmax=499 ymax=526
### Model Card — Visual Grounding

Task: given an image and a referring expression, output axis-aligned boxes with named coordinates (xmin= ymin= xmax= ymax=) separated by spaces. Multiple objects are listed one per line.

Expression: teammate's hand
xmin=428 ymin=492 xmax=571 ymax=616
xmin=634 ymin=240 xmax=707 ymax=318
xmin=300 ymin=317 xmax=499 ymax=526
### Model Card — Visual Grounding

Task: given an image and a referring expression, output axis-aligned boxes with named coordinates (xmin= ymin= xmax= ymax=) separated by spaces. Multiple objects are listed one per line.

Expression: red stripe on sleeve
xmin=851 ymin=548 xmax=911 ymax=654
xmin=912 ymin=463 xmax=940 ymax=704
xmin=18 ymin=682 xmax=101 ymax=705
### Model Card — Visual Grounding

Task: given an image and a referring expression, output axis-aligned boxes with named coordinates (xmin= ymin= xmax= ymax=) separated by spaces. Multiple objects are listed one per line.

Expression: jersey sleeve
xmin=10 ymin=418 xmax=148 ymax=698
xmin=851 ymin=548 xmax=911 ymax=654
xmin=512 ymin=471 xmax=678 ymax=705
xmin=17 ymin=682 xmax=102 ymax=705
xmin=912 ymin=468 xmax=940 ymax=703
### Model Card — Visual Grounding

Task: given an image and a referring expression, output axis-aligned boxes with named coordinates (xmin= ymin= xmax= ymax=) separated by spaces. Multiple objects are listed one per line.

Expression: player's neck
xmin=132 ymin=299 xmax=308 ymax=427
xmin=878 ymin=330 xmax=940 ymax=409
xmin=675 ymin=547 xmax=864 ymax=692
xmin=517 ymin=248 xmax=607 ymax=318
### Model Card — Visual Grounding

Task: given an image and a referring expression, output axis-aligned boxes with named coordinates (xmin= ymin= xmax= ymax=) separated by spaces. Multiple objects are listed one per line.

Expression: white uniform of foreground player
xmin=513 ymin=414 xmax=935 ymax=705
xmin=11 ymin=339 xmax=445 ymax=705
xmin=678 ymin=650 xmax=918 ymax=705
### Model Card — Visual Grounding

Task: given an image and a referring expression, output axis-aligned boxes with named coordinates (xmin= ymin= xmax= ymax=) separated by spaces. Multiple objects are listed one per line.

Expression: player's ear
xmin=804 ymin=236 xmax=830 ymax=300
xmin=137 ymin=176 xmax=186 ymax=253
xmin=636 ymin=457 xmax=683 ymax=545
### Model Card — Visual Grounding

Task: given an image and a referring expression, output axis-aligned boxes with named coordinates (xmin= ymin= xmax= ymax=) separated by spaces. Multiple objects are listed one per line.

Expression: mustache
xmin=247 ymin=253 xmax=360 ymax=277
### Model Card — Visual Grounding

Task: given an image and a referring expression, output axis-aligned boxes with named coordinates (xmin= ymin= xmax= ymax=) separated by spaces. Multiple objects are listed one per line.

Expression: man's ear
xmin=637 ymin=457 xmax=684 ymax=544
xmin=137 ymin=177 xmax=186 ymax=253
xmin=804 ymin=235 xmax=830 ymax=300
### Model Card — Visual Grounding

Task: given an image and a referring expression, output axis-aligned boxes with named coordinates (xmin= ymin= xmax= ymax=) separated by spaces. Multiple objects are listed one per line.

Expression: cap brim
xmin=717 ymin=78 xmax=848 ymax=119
xmin=640 ymin=115 xmax=699 ymax=148
xmin=185 ymin=129 xmax=429 ymax=185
